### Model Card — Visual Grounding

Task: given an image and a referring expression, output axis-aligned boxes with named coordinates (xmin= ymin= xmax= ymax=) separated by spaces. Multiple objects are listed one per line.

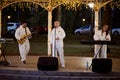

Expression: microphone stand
xmin=89 ymin=44 xmax=103 ymax=69
xmin=54 ymin=28 xmax=56 ymax=57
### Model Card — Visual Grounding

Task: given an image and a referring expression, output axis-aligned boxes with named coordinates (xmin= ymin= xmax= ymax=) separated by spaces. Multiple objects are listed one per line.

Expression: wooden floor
xmin=0 ymin=56 xmax=119 ymax=72
xmin=0 ymin=56 xmax=120 ymax=80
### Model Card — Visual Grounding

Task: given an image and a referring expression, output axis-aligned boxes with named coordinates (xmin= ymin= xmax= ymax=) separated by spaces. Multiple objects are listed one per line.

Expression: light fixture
xmin=7 ymin=15 xmax=11 ymax=19
xmin=88 ymin=2 xmax=94 ymax=9
xmin=82 ymin=18 xmax=85 ymax=22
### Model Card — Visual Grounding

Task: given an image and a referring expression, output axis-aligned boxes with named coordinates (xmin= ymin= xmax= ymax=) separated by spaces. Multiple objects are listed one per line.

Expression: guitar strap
xmin=25 ymin=27 xmax=27 ymax=35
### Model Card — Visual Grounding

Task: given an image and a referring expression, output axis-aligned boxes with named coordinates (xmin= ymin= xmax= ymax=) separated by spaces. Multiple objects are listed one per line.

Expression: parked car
xmin=112 ymin=28 xmax=120 ymax=36
xmin=74 ymin=25 xmax=93 ymax=35
xmin=31 ymin=26 xmax=48 ymax=34
xmin=7 ymin=22 xmax=20 ymax=34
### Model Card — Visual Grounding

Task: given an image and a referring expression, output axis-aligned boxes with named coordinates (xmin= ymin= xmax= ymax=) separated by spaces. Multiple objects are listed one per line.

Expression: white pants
xmin=52 ymin=47 xmax=65 ymax=66
xmin=19 ymin=40 xmax=30 ymax=61
xmin=94 ymin=44 xmax=107 ymax=58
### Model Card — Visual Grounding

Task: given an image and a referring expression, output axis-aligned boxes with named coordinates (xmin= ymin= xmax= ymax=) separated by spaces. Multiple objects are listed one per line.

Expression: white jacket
xmin=15 ymin=25 xmax=31 ymax=42
xmin=50 ymin=26 xmax=66 ymax=48
xmin=94 ymin=30 xmax=111 ymax=41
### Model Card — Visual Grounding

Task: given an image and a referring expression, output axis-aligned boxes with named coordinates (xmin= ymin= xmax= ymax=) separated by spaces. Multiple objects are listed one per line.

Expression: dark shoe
xmin=23 ymin=61 xmax=26 ymax=64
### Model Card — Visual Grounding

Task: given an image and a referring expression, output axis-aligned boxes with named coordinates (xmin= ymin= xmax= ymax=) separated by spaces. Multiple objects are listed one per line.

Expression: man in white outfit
xmin=15 ymin=21 xmax=31 ymax=64
xmin=94 ymin=25 xmax=111 ymax=58
xmin=50 ymin=21 xmax=66 ymax=68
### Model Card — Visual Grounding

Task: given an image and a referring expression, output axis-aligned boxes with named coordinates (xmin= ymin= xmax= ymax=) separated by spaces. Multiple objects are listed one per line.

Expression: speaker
xmin=37 ymin=57 xmax=58 ymax=71
xmin=92 ymin=58 xmax=112 ymax=73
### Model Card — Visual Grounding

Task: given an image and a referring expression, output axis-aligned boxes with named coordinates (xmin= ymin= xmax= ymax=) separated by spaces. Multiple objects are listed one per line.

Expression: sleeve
xmin=26 ymin=27 xmax=31 ymax=34
xmin=106 ymin=34 xmax=111 ymax=41
xmin=26 ymin=27 xmax=32 ymax=39
xmin=15 ymin=28 xmax=21 ymax=40
xmin=58 ymin=28 xmax=66 ymax=39
xmin=50 ymin=29 xmax=55 ymax=44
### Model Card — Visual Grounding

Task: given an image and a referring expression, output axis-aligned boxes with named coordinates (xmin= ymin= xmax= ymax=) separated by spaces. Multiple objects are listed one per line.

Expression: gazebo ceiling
xmin=0 ymin=0 xmax=113 ymax=10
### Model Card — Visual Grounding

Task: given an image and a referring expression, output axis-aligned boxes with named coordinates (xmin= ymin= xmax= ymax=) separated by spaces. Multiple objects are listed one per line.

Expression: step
xmin=0 ymin=69 xmax=120 ymax=80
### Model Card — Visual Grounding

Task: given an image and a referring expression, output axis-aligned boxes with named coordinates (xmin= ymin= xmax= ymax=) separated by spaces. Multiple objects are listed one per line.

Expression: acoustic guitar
xmin=17 ymin=34 xmax=31 ymax=44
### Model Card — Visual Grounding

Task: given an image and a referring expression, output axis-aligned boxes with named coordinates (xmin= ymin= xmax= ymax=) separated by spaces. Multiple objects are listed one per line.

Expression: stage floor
xmin=0 ymin=56 xmax=119 ymax=72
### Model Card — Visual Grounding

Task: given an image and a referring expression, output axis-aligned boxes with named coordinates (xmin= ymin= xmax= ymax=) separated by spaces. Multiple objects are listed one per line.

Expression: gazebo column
xmin=0 ymin=10 xmax=1 ymax=37
xmin=94 ymin=10 xmax=99 ymax=34
xmin=47 ymin=9 xmax=52 ymax=56
xmin=91 ymin=0 xmax=112 ymax=35
xmin=0 ymin=10 xmax=2 ymax=55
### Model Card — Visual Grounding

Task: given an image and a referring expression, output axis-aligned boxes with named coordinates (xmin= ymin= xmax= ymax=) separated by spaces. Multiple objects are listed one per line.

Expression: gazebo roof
xmin=0 ymin=0 xmax=113 ymax=11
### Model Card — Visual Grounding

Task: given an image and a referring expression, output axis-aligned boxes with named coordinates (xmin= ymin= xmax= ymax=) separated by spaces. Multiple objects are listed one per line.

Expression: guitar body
xmin=17 ymin=31 xmax=35 ymax=44
xmin=17 ymin=34 xmax=29 ymax=44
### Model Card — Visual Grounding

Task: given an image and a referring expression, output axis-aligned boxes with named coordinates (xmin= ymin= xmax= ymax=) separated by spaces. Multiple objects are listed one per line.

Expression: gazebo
xmin=0 ymin=0 xmax=114 ymax=56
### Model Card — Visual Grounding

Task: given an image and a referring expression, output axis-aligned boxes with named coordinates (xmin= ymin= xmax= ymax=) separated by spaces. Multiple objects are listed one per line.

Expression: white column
xmin=0 ymin=10 xmax=1 ymax=37
xmin=94 ymin=10 xmax=99 ymax=34
xmin=47 ymin=10 xmax=52 ymax=56
xmin=0 ymin=10 xmax=2 ymax=55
